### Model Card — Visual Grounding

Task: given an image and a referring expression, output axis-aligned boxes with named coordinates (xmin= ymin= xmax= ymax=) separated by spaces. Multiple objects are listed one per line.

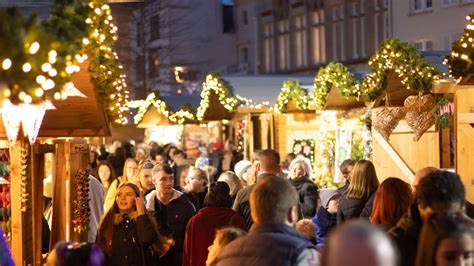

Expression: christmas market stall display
xmin=0 ymin=0 xmax=130 ymax=264
xmin=445 ymin=13 xmax=474 ymax=202
xmin=309 ymin=62 xmax=369 ymax=188
xmin=366 ymin=39 xmax=445 ymax=185
xmin=223 ymin=74 xmax=313 ymax=160
xmin=127 ymin=73 xmax=241 ymax=152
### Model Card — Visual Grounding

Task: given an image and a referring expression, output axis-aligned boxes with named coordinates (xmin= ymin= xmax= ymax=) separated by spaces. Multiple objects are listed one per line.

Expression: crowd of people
xmin=34 ymin=139 xmax=474 ymax=266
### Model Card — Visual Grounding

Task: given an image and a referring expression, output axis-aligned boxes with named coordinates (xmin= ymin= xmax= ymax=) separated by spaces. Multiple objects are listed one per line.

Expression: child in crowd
xmin=313 ymin=188 xmax=340 ymax=248
xmin=206 ymin=227 xmax=247 ymax=266
xmin=295 ymin=219 xmax=317 ymax=243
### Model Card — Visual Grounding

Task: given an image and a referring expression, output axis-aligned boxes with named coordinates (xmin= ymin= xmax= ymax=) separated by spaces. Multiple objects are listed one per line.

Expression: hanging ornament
xmin=20 ymin=101 xmax=55 ymax=145
xmin=373 ymin=107 xmax=407 ymax=141
xmin=1 ymin=102 xmax=22 ymax=146
xmin=404 ymin=94 xmax=436 ymax=141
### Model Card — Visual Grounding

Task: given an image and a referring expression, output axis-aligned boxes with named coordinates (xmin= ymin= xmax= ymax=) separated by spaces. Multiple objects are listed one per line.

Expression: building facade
xmin=234 ymin=0 xmax=392 ymax=74
xmin=392 ymin=0 xmax=474 ymax=51
xmin=129 ymin=0 xmax=238 ymax=97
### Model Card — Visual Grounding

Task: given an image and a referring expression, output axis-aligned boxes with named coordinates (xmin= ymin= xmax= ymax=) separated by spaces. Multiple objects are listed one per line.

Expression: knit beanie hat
xmin=319 ymin=188 xmax=340 ymax=209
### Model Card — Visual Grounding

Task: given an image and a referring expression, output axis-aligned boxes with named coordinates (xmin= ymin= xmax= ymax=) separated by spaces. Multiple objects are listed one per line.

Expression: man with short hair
xmin=215 ymin=176 xmax=319 ymax=266
xmin=146 ymin=164 xmax=196 ymax=266
xmin=233 ymin=149 xmax=281 ymax=229
xmin=389 ymin=170 xmax=466 ymax=266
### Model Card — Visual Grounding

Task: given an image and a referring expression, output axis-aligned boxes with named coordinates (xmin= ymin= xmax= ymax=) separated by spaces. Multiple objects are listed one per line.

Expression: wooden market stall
xmin=0 ymin=61 xmax=111 ymax=265
xmin=369 ymin=50 xmax=451 ymax=184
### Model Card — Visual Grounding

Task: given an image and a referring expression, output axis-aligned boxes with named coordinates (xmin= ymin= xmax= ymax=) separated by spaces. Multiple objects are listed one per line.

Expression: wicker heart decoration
xmin=373 ymin=107 xmax=407 ymax=141
xmin=404 ymin=94 xmax=436 ymax=141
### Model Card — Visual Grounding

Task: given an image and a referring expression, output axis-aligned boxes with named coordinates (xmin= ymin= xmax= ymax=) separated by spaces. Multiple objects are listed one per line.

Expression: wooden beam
xmin=31 ymin=147 xmax=45 ymax=265
xmin=373 ymin=132 xmax=415 ymax=182
xmin=457 ymin=113 xmax=474 ymax=124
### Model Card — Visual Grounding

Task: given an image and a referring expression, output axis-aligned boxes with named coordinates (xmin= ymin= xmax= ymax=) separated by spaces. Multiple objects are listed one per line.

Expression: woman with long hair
xmin=416 ymin=212 xmax=474 ymax=266
xmin=95 ymin=162 xmax=116 ymax=194
xmin=370 ymin=177 xmax=414 ymax=230
xmin=337 ymin=160 xmax=379 ymax=223
xmin=96 ymin=182 xmax=172 ymax=265
xmin=104 ymin=158 xmax=138 ymax=211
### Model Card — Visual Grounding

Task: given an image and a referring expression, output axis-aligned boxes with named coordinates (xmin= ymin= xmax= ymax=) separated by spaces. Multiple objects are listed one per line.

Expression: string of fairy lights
xmin=273 ymin=79 xmax=311 ymax=114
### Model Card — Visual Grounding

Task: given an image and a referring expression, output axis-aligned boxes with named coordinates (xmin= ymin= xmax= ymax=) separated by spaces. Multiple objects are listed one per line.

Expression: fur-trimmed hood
xmin=113 ymin=211 xmax=139 ymax=225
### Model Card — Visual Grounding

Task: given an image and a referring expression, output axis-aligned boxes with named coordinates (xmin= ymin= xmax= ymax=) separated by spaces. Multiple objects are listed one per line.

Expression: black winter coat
xmin=110 ymin=213 xmax=158 ymax=266
xmin=150 ymin=193 xmax=196 ymax=266
xmin=388 ymin=203 xmax=422 ymax=266
xmin=290 ymin=176 xmax=318 ymax=218
xmin=337 ymin=193 xmax=375 ymax=224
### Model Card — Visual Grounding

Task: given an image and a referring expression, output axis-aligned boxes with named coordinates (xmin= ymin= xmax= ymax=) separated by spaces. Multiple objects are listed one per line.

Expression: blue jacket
xmin=313 ymin=206 xmax=337 ymax=248
xmin=214 ymin=223 xmax=316 ymax=266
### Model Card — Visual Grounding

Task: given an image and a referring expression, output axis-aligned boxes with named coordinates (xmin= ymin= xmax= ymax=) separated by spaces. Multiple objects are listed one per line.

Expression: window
xmin=277 ymin=19 xmax=290 ymax=71
xmin=263 ymin=23 xmax=274 ymax=72
xmin=137 ymin=21 xmax=144 ymax=47
xmin=223 ymin=4 xmax=235 ymax=33
xmin=413 ymin=0 xmax=432 ymax=12
xmin=135 ymin=55 xmax=145 ymax=82
xmin=332 ymin=6 xmax=345 ymax=61
xmin=148 ymin=49 xmax=160 ymax=78
xmin=293 ymin=15 xmax=307 ymax=68
xmin=412 ymin=39 xmax=433 ymax=51
xmin=312 ymin=10 xmax=326 ymax=64
xmin=150 ymin=14 xmax=160 ymax=41
xmin=242 ymin=10 xmax=248 ymax=25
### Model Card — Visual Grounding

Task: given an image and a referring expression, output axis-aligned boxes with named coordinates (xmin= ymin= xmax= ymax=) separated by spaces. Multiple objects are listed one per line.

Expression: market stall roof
xmin=374 ymin=51 xmax=450 ymax=107
xmin=324 ymin=71 xmax=369 ymax=110
xmin=0 ymin=62 xmax=111 ymax=137
xmin=222 ymin=74 xmax=315 ymax=107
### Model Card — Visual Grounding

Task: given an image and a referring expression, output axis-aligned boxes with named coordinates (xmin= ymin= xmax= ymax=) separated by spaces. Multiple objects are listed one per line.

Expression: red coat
xmin=183 ymin=206 xmax=247 ymax=266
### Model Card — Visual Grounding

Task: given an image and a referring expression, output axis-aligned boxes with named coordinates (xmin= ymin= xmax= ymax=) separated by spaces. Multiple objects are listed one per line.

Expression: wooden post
xmin=50 ymin=140 xmax=89 ymax=248
xmin=10 ymin=136 xmax=33 ymax=266
xmin=455 ymin=86 xmax=474 ymax=202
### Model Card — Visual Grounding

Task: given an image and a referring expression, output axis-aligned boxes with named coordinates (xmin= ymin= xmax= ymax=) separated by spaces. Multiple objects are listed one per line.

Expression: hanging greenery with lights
xmin=0 ymin=0 xmax=130 ymax=125
xmin=84 ymin=0 xmax=129 ymax=124
xmin=313 ymin=62 xmax=362 ymax=108
xmin=197 ymin=73 xmax=240 ymax=121
xmin=127 ymin=92 xmax=196 ymax=125
xmin=362 ymin=39 xmax=440 ymax=101
xmin=274 ymin=79 xmax=311 ymax=114
xmin=445 ymin=13 xmax=474 ymax=79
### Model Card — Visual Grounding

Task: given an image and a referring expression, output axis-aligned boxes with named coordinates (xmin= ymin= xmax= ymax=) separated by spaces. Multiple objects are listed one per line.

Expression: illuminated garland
xmin=236 ymin=95 xmax=270 ymax=109
xmin=84 ymin=1 xmax=129 ymax=124
xmin=0 ymin=2 xmax=89 ymax=104
xmin=313 ymin=62 xmax=362 ymax=108
xmin=445 ymin=13 xmax=474 ymax=79
xmin=274 ymin=79 xmax=310 ymax=114
xmin=127 ymin=92 xmax=196 ymax=125
xmin=197 ymin=73 xmax=240 ymax=121
xmin=362 ymin=39 xmax=440 ymax=101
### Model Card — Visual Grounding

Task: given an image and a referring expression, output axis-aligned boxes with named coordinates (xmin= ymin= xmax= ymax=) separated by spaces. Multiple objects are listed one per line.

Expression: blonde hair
xmin=288 ymin=157 xmax=313 ymax=178
xmin=218 ymin=171 xmax=244 ymax=198
xmin=345 ymin=160 xmax=379 ymax=199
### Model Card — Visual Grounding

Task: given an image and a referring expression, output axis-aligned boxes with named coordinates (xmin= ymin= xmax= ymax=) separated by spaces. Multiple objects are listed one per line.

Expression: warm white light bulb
xmin=22 ymin=63 xmax=32 ymax=72
xmin=2 ymin=59 xmax=12 ymax=70
xmin=29 ymin=42 xmax=40 ymax=54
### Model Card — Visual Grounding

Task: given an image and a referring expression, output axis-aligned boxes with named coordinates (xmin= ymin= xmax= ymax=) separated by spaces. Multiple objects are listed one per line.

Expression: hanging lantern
xmin=1 ymin=101 xmax=55 ymax=145
xmin=1 ymin=102 xmax=22 ymax=146
xmin=20 ymin=101 xmax=55 ymax=145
